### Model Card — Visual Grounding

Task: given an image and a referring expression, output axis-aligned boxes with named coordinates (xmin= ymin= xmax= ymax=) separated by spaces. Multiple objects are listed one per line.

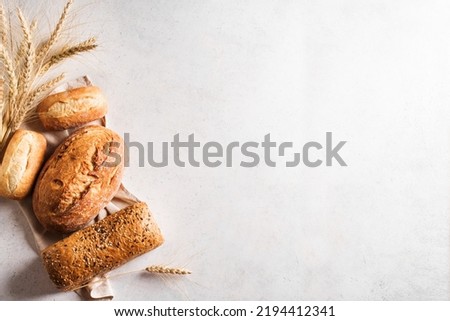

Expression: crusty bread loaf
xmin=0 ymin=130 xmax=47 ymax=200
xmin=32 ymin=125 xmax=124 ymax=233
xmin=41 ymin=202 xmax=164 ymax=291
xmin=37 ymin=86 xmax=107 ymax=130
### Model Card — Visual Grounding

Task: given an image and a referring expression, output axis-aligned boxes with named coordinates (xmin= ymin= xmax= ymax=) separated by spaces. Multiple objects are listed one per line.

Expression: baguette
xmin=32 ymin=125 xmax=124 ymax=233
xmin=41 ymin=202 xmax=164 ymax=291
xmin=0 ymin=130 xmax=47 ymax=200
xmin=37 ymin=86 xmax=107 ymax=130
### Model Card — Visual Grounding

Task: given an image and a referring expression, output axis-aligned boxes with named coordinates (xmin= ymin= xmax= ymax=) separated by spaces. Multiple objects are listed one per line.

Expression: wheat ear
xmin=41 ymin=37 xmax=97 ymax=73
xmin=0 ymin=43 xmax=17 ymax=122
xmin=0 ymin=2 xmax=5 ymax=135
xmin=0 ymin=49 xmax=14 ymax=139
xmin=0 ymin=3 xmax=8 ymax=47
xmin=0 ymin=78 xmax=3 ymax=140
xmin=15 ymin=20 xmax=36 ymax=65
xmin=16 ymin=8 xmax=35 ymax=99
xmin=146 ymin=265 xmax=192 ymax=275
xmin=36 ymin=0 xmax=73 ymax=62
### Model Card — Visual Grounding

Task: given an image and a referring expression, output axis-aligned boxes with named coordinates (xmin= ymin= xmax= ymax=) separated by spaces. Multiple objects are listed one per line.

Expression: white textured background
xmin=0 ymin=0 xmax=449 ymax=300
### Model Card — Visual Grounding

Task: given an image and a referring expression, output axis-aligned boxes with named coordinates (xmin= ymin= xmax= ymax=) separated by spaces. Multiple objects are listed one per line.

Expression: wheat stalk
xmin=146 ymin=265 xmax=192 ymax=275
xmin=17 ymin=9 xmax=34 ymax=102
xmin=0 ymin=45 xmax=17 ymax=97
xmin=0 ymin=0 xmax=97 ymax=150
xmin=15 ymin=20 xmax=36 ymax=65
xmin=36 ymin=0 xmax=73 ymax=62
xmin=0 ymin=78 xmax=3 ymax=142
xmin=0 ymin=4 xmax=7 ymax=48
xmin=41 ymin=37 xmax=97 ymax=73
xmin=0 ymin=3 xmax=5 ymax=134
xmin=69 ymin=264 xmax=192 ymax=292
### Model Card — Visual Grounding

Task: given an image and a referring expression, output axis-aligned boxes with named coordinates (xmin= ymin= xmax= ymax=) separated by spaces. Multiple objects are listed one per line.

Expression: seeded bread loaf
xmin=41 ymin=202 xmax=164 ymax=291
xmin=37 ymin=86 xmax=107 ymax=130
xmin=0 ymin=130 xmax=47 ymax=200
xmin=32 ymin=125 xmax=124 ymax=233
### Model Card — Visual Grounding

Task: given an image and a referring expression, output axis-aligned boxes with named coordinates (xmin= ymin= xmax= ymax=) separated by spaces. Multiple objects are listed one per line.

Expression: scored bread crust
xmin=32 ymin=125 xmax=124 ymax=233
xmin=37 ymin=86 xmax=108 ymax=130
xmin=0 ymin=129 xmax=47 ymax=200
xmin=41 ymin=202 xmax=164 ymax=291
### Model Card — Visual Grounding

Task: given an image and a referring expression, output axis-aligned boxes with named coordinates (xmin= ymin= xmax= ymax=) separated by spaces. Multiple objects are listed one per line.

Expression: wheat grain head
xmin=146 ymin=265 xmax=192 ymax=275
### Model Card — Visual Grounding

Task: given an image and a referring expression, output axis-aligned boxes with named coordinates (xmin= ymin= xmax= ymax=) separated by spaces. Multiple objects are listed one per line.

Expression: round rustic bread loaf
xmin=32 ymin=125 xmax=124 ymax=233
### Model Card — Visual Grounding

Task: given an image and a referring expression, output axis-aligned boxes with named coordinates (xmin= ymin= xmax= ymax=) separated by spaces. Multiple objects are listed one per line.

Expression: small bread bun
xmin=41 ymin=202 xmax=164 ymax=291
xmin=37 ymin=86 xmax=107 ymax=130
xmin=0 ymin=130 xmax=47 ymax=200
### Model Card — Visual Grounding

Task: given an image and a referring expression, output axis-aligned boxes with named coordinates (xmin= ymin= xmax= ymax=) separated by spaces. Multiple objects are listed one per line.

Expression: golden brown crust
xmin=41 ymin=202 xmax=164 ymax=291
xmin=32 ymin=125 xmax=124 ymax=233
xmin=37 ymin=86 xmax=108 ymax=130
xmin=0 ymin=130 xmax=47 ymax=200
